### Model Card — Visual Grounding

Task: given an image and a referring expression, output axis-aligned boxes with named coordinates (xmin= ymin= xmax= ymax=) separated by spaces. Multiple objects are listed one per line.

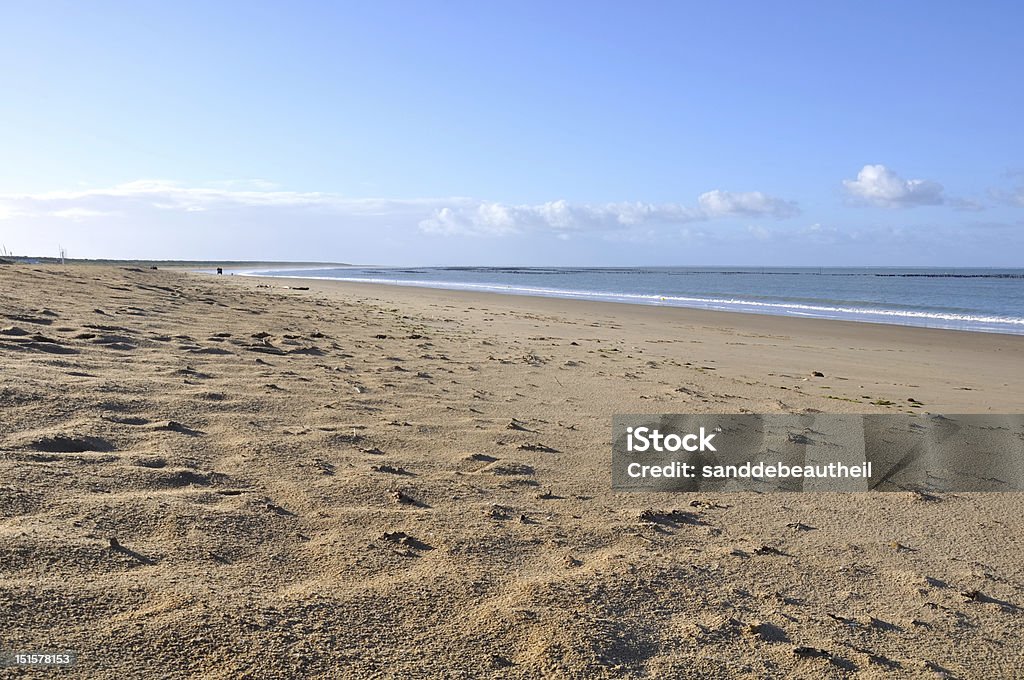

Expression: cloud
xmin=948 ymin=197 xmax=986 ymax=212
xmin=0 ymin=180 xmax=802 ymax=260
xmin=698 ymin=190 xmax=800 ymax=218
xmin=0 ymin=180 xmax=1018 ymax=265
xmin=29 ymin=180 xmax=346 ymax=211
xmin=0 ymin=179 xmax=798 ymax=237
xmin=417 ymin=193 xmax=799 ymax=237
xmin=417 ymin=200 xmax=707 ymax=236
xmin=1 ymin=180 xmax=451 ymax=222
xmin=842 ymin=164 xmax=945 ymax=207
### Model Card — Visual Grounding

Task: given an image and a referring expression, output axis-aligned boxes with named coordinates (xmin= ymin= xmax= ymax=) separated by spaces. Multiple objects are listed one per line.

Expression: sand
xmin=2 ymin=264 xmax=1023 ymax=678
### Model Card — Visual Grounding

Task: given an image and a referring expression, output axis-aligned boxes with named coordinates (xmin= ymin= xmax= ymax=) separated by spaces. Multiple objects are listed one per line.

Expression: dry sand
xmin=2 ymin=264 xmax=1023 ymax=678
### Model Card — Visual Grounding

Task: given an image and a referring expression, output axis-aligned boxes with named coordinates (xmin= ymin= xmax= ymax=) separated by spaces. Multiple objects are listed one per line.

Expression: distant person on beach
xmin=216 ymin=267 xmax=223 ymax=275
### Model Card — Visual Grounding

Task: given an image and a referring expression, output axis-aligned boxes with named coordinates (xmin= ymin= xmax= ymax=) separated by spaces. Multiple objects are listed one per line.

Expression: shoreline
xmin=233 ymin=270 xmax=1024 ymax=342
xmin=219 ymin=272 xmax=1024 ymax=413
xmin=225 ymin=269 xmax=1024 ymax=337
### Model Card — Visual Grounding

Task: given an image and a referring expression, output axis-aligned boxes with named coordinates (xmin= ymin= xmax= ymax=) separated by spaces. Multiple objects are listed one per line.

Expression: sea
xmin=243 ymin=266 xmax=1024 ymax=336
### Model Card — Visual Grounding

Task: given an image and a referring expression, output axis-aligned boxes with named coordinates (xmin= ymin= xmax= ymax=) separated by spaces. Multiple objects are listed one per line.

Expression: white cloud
xmin=42 ymin=180 xmax=341 ymax=211
xmin=417 ymin=200 xmax=708 ymax=236
xmin=417 ymin=193 xmax=798 ymax=237
xmin=1 ymin=180 xmax=450 ymax=222
xmin=698 ymin=190 xmax=799 ymax=218
xmin=0 ymin=180 xmax=802 ymax=259
xmin=0 ymin=179 xmax=1018 ymax=265
xmin=842 ymin=164 xmax=945 ymax=207
xmin=1 ymin=181 xmax=799 ymax=236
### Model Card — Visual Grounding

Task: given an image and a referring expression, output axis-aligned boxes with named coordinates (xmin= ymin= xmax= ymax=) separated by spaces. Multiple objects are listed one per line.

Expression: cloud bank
xmin=2 ymin=178 xmax=1015 ymax=265
xmin=418 ymin=191 xmax=799 ymax=236
xmin=0 ymin=181 xmax=799 ymax=240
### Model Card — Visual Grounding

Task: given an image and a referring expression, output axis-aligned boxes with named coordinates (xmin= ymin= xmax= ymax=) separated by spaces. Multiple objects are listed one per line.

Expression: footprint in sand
xmin=379 ymin=531 xmax=433 ymax=551
xmin=0 ymin=332 xmax=80 ymax=354
xmin=458 ymin=453 xmax=498 ymax=472
xmin=28 ymin=435 xmax=114 ymax=453
xmin=517 ymin=443 xmax=559 ymax=453
xmin=482 ymin=461 xmax=535 ymax=477
xmin=190 ymin=346 xmax=234 ymax=355
xmin=3 ymin=313 xmax=54 ymax=326
xmin=142 ymin=469 xmax=225 ymax=490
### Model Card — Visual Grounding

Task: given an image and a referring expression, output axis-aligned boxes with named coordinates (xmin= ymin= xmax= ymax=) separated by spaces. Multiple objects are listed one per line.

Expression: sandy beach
xmin=2 ymin=263 xmax=1023 ymax=678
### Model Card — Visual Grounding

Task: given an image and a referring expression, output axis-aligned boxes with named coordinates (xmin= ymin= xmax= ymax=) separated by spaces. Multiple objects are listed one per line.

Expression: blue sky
xmin=1 ymin=1 xmax=1022 ymax=265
